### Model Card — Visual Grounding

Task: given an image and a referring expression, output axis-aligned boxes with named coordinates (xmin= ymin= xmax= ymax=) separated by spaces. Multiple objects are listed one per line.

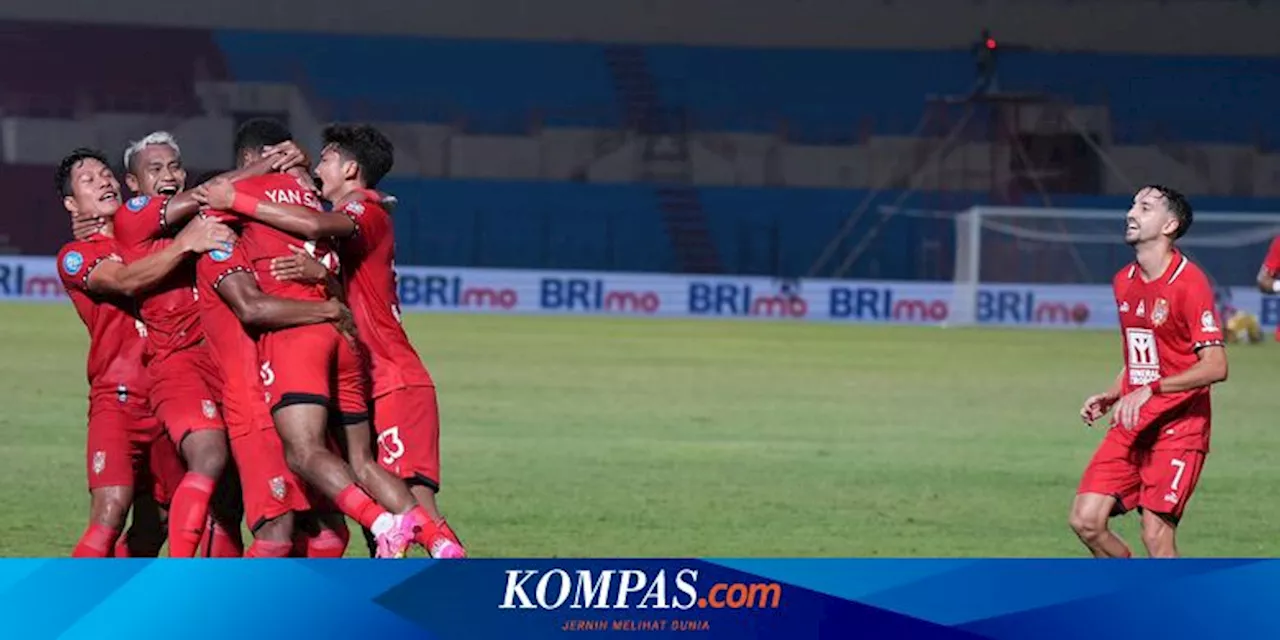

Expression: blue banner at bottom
xmin=0 ymin=559 xmax=1273 ymax=639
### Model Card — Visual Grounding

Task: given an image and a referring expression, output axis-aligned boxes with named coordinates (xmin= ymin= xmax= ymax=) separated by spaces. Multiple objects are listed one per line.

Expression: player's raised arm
xmin=164 ymin=149 xmax=306 ymax=228
xmin=196 ymin=177 xmax=356 ymax=240
xmin=87 ymin=217 xmax=233 ymax=298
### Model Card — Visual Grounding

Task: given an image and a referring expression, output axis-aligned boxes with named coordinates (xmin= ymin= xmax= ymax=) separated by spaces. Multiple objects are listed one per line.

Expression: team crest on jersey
xmin=209 ymin=241 xmax=234 ymax=263
xmin=92 ymin=451 xmax=106 ymax=475
xmin=1151 ymin=298 xmax=1169 ymax=326
xmin=62 ymin=251 xmax=84 ymax=276
xmin=125 ymin=196 xmax=151 ymax=212
xmin=201 ymin=399 xmax=216 ymax=419
xmin=269 ymin=476 xmax=287 ymax=500
xmin=344 ymin=201 xmax=365 ymax=216
xmin=1201 ymin=310 xmax=1219 ymax=333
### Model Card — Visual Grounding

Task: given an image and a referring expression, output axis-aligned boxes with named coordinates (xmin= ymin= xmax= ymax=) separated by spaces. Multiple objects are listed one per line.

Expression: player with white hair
xmin=108 ymin=130 xmax=316 ymax=556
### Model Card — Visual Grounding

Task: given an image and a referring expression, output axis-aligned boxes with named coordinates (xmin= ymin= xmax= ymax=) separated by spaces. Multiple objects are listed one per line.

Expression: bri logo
xmin=499 ymin=569 xmax=781 ymax=610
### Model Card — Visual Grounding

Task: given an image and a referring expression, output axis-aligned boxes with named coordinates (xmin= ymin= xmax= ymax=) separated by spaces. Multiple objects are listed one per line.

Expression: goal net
xmin=950 ymin=206 xmax=1280 ymax=326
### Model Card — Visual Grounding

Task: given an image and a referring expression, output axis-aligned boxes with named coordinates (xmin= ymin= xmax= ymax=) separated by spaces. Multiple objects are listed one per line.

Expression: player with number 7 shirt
xmin=1071 ymin=185 xmax=1228 ymax=559
xmin=199 ymin=123 xmax=465 ymax=558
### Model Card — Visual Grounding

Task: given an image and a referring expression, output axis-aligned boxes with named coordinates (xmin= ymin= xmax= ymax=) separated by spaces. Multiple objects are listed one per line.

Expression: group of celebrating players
xmin=46 ymin=113 xmax=1270 ymax=560
xmin=57 ymin=118 xmax=466 ymax=558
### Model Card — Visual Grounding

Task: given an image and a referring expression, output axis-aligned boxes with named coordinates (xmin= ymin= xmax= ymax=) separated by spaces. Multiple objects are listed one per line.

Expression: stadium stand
xmin=4 ymin=18 xmax=1280 ymax=278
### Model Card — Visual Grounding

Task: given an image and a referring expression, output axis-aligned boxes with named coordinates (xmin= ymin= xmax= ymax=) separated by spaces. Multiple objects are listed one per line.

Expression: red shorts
xmin=259 ymin=324 xmax=368 ymax=423
xmin=372 ymin=386 xmax=441 ymax=489
xmin=229 ymin=425 xmax=310 ymax=530
xmin=85 ymin=396 xmax=185 ymax=504
xmin=1078 ymin=432 xmax=1207 ymax=522
xmin=148 ymin=344 xmax=226 ymax=445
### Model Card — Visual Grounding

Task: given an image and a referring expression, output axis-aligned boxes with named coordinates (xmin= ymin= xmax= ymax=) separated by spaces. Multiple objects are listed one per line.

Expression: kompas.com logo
xmin=498 ymin=568 xmax=782 ymax=610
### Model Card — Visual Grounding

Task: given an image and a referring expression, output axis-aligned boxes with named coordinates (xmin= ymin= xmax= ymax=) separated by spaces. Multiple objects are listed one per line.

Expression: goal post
xmin=949 ymin=205 xmax=1280 ymax=327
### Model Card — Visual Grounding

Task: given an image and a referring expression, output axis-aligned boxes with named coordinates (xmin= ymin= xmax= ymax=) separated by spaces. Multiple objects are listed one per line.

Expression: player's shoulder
xmin=1112 ymin=263 xmax=1137 ymax=288
xmin=58 ymin=236 xmax=118 ymax=281
xmin=117 ymin=194 xmax=165 ymax=216
xmin=1168 ymin=252 xmax=1210 ymax=288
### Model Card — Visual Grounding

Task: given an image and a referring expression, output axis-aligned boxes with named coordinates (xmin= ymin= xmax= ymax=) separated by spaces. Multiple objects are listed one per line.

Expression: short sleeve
xmin=1262 ymin=237 xmax=1280 ymax=276
xmin=341 ymin=199 xmax=390 ymax=252
xmin=1181 ymin=272 xmax=1224 ymax=350
xmin=58 ymin=241 xmax=120 ymax=292
xmin=195 ymin=239 xmax=252 ymax=292
xmin=112 ymin=195 xmax=171 ymax=252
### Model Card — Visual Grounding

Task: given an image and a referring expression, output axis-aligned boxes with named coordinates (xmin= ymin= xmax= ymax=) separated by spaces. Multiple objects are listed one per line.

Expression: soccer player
xmin=1255 ymin=236 xmax=1280 ymax=340
xmin=204 ymin=124 xmax=466 ymax=558
xmin=187 ymin=170 xmax=355 ymax=558
xmin=196 ymin=118 xmax=423 ymax=557
xmin=110 ymin=132 xmax=307 ymax=556
xmin=1071 ymin=185 xmax=1228 ymax=558
xmin=53 ymin=148 xmax=232 ymax=556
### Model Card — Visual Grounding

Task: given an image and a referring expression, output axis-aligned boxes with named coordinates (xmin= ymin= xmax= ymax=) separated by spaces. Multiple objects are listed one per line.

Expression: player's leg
xmin=1137 ymin=449 xmax=1206 ymax=558
xmin=373 ymin=387 xmax=466 ymax=558
xmin=199 ymin=461 xmax=245 ymax=558
xmin=76 ymin=407 xmax=135 ymax=557
xmin=120 ymin=492 xmax=165 ymax=557
xmin=265 ymin=327 xmax=411 ymax=556
xmin=163 ymin=348 xmax=234 ymax=557
xmin=120 ymin=430 xmax=183 ymax=557
xmin=274 ymin=403 xmax=404 ymax=555
xmin=291 ymin=508 xmax=350 ymax=558
xmin=78 ymin=486 xmax=133 ymax=557
xmin=1070 ymin=436 xmax=1141 ymax=558
xmin=231 ymin=426 xmax=309 ymax=558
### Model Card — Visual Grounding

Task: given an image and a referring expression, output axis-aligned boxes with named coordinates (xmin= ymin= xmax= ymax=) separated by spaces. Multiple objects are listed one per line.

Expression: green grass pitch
xmin=2 ymin=303 xmax=1278 ymax=557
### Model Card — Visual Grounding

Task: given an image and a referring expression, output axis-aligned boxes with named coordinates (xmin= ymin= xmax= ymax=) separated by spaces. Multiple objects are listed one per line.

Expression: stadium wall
xmin=5 ymin=254 xmax=1279 ymax=333
xmin=1 ymin=0 xmax=1277 ymax=55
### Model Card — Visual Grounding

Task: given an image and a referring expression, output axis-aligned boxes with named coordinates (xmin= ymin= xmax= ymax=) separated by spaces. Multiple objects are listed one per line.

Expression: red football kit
xmin=1078 ymin=250 xmax=1223 ymax=520
xmin=56 ymin=235 xmax=183 ymax=504
xmin=338 ymin=193 xmax=441 ymax=487
xmin=1260 ymin=237 xmax=1280 ymax=340
xmin=194 ymin=240 xmax=309 ymax=529
xmin=213 ymin=174 xmax=367 ymax=421
xmin=110 ymin=195 xmax=224 ymax=442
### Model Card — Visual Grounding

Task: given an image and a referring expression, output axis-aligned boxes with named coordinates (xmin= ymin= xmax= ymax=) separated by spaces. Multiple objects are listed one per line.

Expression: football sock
xmin=245 ymin=539 xmax=292 ymax=558
xmin=335 ymin=485 xmax=390 ymax=531
xmin=72 ymin=524 xmax=119 ymax=558
xmin=168 ymin=472 xmax=216 ymax=557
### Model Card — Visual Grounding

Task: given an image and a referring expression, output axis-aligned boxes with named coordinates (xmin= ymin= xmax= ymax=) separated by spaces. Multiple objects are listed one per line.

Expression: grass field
xmin=2 ymin=303 xmax=1279 ymax=558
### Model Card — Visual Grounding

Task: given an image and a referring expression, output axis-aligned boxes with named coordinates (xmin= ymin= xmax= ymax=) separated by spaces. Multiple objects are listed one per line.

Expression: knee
xmin=183 ymin=432 xmax=228 ymax=477
xmin=1069 ymin=507 xmax=1107 ymax=541
xmin=1141 ymin=518 xmax=1177 ymax=557
xmin=255 ymin=513 xmax=295 ymax=543
xmin=90 ymin=489 xmax=132 ymax=529
xmin=284 ymin=442 xmax=320 ymax=477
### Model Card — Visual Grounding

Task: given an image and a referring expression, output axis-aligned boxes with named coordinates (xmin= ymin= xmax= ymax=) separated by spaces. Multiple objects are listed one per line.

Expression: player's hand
xmin=1079 ymin=392 xmax=1118 ymax=426
xmin=194 ymin=178 xmax=237 ymax=211
xmin=325 ymin=299 xmax=359 ymax=340
xmin=265 ymin=141 xmax=309 ymax=172
xmin=176 ymin=215 xmax=237 ymax=254
xmin=271 ymin=245 xmax=328 ymax=284
xmin=71 ymin=214 xmax=106 ymax=240
xmin=1112 ymin=385 xmax=1153 ymax=431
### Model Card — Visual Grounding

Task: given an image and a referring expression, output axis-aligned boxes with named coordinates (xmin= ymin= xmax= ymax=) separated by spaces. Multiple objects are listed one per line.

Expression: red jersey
xmin=1112 ymin=250 xmax=1223 ymax=452
xmin=194 ymin=243 xmax=273 ymax=437
xmin=213 ymin=173 xmax=331 ymax=303
xmin=56 ymin=234 xmax=150 ymax=400
xmin=1262 ymin=237 xmax=1280 ymax=277
xmin=339 ymin=192 xmax=434 ymax=397
xmin=111 ymin=195 xmax=204 ymax=358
